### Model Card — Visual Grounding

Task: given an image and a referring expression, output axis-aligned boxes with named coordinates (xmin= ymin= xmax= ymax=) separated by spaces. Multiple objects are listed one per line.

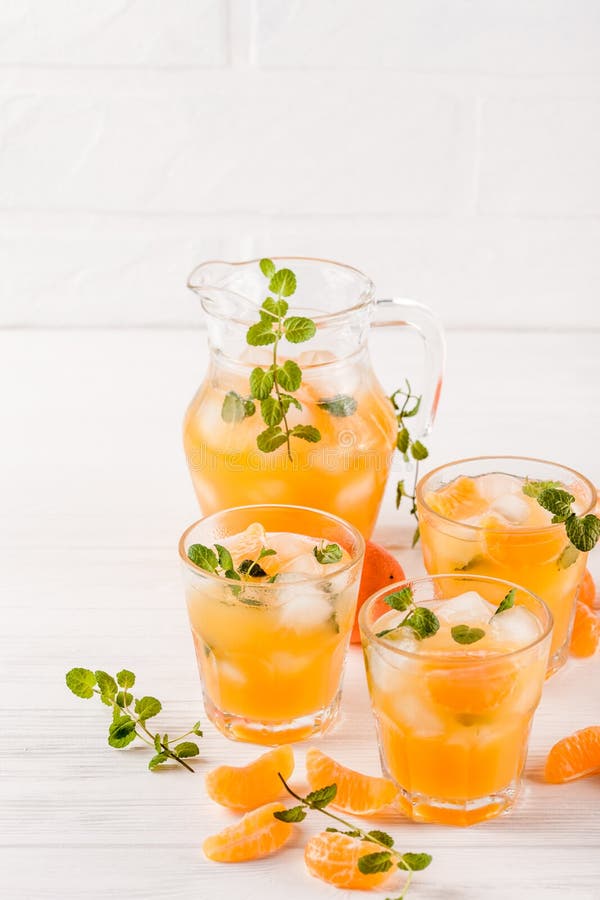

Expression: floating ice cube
xmin=490 ymin=606 xmax=541 ymax=648
xmin=477 ymin=472 xmax=523 ymax=502
xmin=391 ymin=691 xmax=446 ymax=737
xmin=489 ymin=493 xmax=531 ymax=525
xmin=277 ymin=584 xmax=333 ymax=630
xmin=277 ymin=552 xmax=324 ymax=577
xmin=437 ymin=591 xmax=497 ymax=625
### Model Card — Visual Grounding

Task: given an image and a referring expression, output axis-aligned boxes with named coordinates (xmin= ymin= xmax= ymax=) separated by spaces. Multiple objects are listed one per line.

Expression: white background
xmin=1 ymin=4 xmax=600 ymax=900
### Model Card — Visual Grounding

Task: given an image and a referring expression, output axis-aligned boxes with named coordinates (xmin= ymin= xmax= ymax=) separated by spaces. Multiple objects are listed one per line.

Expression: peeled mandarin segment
xmin=205 ymin=745 xmax=294 ymax=810
xmin=482 ymin=515 xmax=567 ymax=566
xmin=202 ymin=801 xmax=293 ymax=862
xmin=569 ymin=601 xmax=600 ymax=658
xmin=579 ymin=570 xmax=597 ymax=609
xmin=305 ymin=747 xmax=397 ymax=816
xmin=304 ymin=831 xmax=394 ymax=890
xmin=427 ymin=663 xmax=517 ymax=716
xmin=545 ymin=726 xmax=600 ymax=783
xmin=425 ymin=476 xmax=488 ymax=521
xmin=225 ymin=522 xmax=267 ymax=568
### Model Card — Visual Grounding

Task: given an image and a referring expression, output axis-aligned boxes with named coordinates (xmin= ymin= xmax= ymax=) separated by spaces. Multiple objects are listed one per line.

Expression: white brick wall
xmin=0 ymin=1 xmax=599 ymax=328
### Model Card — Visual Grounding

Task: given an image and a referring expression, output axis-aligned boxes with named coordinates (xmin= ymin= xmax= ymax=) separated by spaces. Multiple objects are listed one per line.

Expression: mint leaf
xmin=401 ymin=606 xmax=440 ymax=640
xmin=565 ymin=514 xmax=600 ymax=552
xmin=256 ymin=426 xmax=288 ymax=453
xmin=115 ymin=690 xmax=133 ymax=708
xmin=274 ymin=805 xmax=307 ymax=823
xmin=134 ymin=696 xmax=162 ymax=721
xmin=66 ymin=668 xmax=96 ymax=699
xmin=191 ymin=721 xmax=203 ymax=736
xmin=385 ymin=587 xmax=413 ymax=611
xmin=174 ymin=741 xmax=200 ymax=759
xmin=317 ymin=394 xmax=357 ymax=417
xmin=243 ymin=399 xmax=256 ymax=417
xmin=451 ymin=624 xmax=485 ymax=644
xmin=280 ymin=393 xmax=302 ymax=412
xmin=357 ymin=851 xmax=393 ymax=875
xmin=522 ymin=479 xmax=562 ymax=499
xmin=116 ymin=669 xmax=135 ymax=689
xmin=214 ymin=543 xmax=234 ymax=573
xmin=314 ymin=542 xmax=343 ymax=564
xmin=260 ymin=397 xmax=284 ymax=427
xmin=246 ymin=320 xmax=276 ymax=346
xmin=306 ymin=783 xmax=337 ymax=809
xmin=411 ymin=440 xmax=429 ymax=461
xmin=557 ymin=543 xmax=579 ymax=569
xmin=221 ymin=390 xmax=246 ymax=423
xmin=396 ymin=428 xmax=409 ymax=454
xmin=276 ymin=360 xmax=302 ymax=392
xmin=259 ymin=258 xmax=276 ymax=278
xmin=262 ymin=296 xmax=289 ymax=318
xmin=399 ymin=852 xmax=432 ymax=871
xmin=367 ymin=830 xmax=394 ymax=847
xmin=148 ymin=752 xmax=168 ymax=770
xmin=494 ymin=588 xmax=516 ymax=616
xmin=537 ymin=487 xmax=575 ymax=523
xmin=258 ymin=547 xmax=277 ymax=559
xmin=290 ymin=424 xmax=321 ymax=442
xmin=395 ymin=480 xmax=405 ymax=509
xmin=284 ymin=316 xmax=316 ymax=344
xmin=187 ymin=544 xmax=218 ymax=572
xmin=108 ymin=715 xmax=136 ymax=749
xmin=249 ymin=367 xmax=274 ymax=400
xmin=269 ymin=268 xmax=297 ymax=297
xmin=238 ymin=559 xmax=268 ymax=577
xmin=95 ymin=670 xmax=117 ymax=705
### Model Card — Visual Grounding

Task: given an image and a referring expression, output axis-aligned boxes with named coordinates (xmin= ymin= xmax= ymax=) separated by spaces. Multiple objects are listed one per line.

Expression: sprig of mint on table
xmin=391 ymin=381 xmax=428 ymax=546
xmin=376 ymin=585 xmax=516 ymax=645
xmin=65 ymin=668 xmax=202 ymax=772
xmin=523 ymin=480 xmax=600 ymax=566
xmin=274 ymin=775 xmax=431 ymax=899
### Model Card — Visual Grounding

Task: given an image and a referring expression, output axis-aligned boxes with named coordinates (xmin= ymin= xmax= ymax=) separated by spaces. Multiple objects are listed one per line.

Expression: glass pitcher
xmin=183 ymin=257 xmax=445 ymax=538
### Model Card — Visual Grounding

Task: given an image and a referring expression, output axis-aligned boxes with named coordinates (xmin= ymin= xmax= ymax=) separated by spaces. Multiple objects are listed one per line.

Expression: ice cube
xmin=277 ymin=584 xmax=333 ymax=630
xmin=437 ymin=591 xmax=497 ymax=625
xmin=489 ymin=493 xmax=531 ymax=525
xmin=391 ymin=692 xmax=446 ymax=737
xmin=277 ymin=552 xmax=324 ymax=577
xmin=490 ymin=606 xmax=541 ymax=648
xmin=366 ymin=637 xmax=416 ymax=693
xmin=477 ymin=472 xmax=523 ymax=502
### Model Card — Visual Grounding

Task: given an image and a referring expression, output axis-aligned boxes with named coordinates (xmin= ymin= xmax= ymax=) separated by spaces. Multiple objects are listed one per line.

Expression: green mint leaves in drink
xmin=65 ymin=668 xmax=202 ymax=772
xmin=522 ymin=480 xmax=600 ymax=554
xmin=376 ymin=585 xmax=440 ymax=641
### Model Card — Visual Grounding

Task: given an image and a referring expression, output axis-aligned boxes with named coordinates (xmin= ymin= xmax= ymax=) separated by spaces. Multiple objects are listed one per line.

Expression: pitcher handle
xmin=372 ymin=298 xmax=446 ymax=439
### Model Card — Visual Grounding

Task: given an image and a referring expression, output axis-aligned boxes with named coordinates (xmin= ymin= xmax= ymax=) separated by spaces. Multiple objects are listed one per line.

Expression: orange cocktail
xmin=180 ymin=505 xmax=364 ymax=744
xmin=416 ymin=457 xmax=596 ymax=674
xmin=360 ymin=574 xmax=552 ymax=826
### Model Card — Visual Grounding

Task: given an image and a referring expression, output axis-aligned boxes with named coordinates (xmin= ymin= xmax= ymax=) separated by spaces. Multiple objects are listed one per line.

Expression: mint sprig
xmin=492 ymin=587 xmax=516 ymax=619
xmin=274 ymin=775 xmax=431 ymax=898
xmin=65 ymin=668 xmax=202 ymax=772
xmin=376 ymin=585 xmax=440 ymax=641
xmin=391 ymin=380 xmax=427 ymax=546
xmin=522 ymin=481 xmax=600 ymax=553
xmin=188 ymin=542 xmax=276 ymax=583
xmin=314 ymin=542 xmax=343 ymax=564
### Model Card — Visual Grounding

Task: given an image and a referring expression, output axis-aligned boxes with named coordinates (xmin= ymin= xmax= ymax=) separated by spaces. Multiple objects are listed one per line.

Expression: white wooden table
xmin=2 ymin=328 xmax=599 ymax=899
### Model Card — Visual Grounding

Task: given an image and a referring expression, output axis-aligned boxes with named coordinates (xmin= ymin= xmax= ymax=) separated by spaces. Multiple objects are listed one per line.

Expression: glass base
xmin=392 ymin=780 xmax=520 ymax=827
xmin=203 ymin=690 xmax=342 ymax=745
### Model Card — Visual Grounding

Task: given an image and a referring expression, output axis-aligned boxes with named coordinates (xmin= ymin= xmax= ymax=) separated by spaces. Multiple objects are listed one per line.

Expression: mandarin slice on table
xmin=305 ymin=748 xmax=397 ymax=815
xmin=304 ymin=831 xmax=395 ymax=890
xmin=579 ymin=570 xmax=597 ymax=608
xmin=202 ymin=801 xmax=293 ymax=862
xmin=424 ymin=476 xmax=488 ymax=521
xmin=544 ymin=726 xmax=600 ymax=783
xmin=205 ymin=746 xmax=294 ymax=810
xmin=569 ymin=601 xmax=600 ymax=658
xmin=351 ymin=541 xmax=406 ymax=643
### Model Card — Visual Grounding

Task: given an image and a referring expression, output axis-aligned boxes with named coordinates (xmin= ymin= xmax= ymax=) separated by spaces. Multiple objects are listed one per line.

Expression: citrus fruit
xmin=205 ymin=746 xmax=294 ymax=810
xmin=424 ymin=476 xmax=487 ymax=521
xmin=305 ymin=747 xmax=397 ymax=816
xmin=202 ymin=801 xmax=293 ymax=862
xmin=579 ymin=570 xmax=597 ymax=609
xmin=351 ymin=541 xmax=405 ymax=643
xmin=569 ymin=601 xmax=600 ymax=658
xmin=544 ymin=726 xmax=600 ymax=783
xmin=482 ymin=517 xmax=566 ymax=567
xmin=427 ymin=662 xmax=516 ymax=717
xmin=304 ymin=831 xmax=395 ymax=890
xmin=225 ymin=522 xmax=268 ymax=569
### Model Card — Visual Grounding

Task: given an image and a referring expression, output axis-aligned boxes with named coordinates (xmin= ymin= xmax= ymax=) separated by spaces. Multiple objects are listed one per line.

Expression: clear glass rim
xmin=187 ymin=256 xmax=375 ymax=327
xmin=416 ymin=454 xmax=597 ymax=534
xmin=358 ymin=573 xmax=554 ymax=663
xmin=178 ymin=503 xmax=365 ymax=589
